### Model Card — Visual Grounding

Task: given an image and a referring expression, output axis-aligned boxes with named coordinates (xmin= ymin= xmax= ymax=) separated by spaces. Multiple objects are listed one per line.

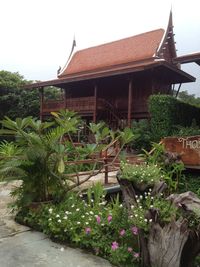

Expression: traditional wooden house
xmin=26 ymin=13 xmax=195 ymax=128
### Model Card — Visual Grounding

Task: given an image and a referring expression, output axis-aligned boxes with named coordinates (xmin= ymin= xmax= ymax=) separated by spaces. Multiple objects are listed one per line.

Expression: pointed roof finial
xmin=57 ymin=35 xmax=77 ymax=77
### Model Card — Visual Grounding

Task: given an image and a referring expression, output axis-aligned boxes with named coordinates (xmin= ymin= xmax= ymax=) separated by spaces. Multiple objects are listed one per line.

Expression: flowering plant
xmin=120 ymin=161 xmax=164 ymax=189
xmin=19 ymin=183 xmax=140 ymax=267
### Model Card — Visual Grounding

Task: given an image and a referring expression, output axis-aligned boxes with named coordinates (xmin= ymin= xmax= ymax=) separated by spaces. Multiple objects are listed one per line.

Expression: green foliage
xmin=148 ymin=94 xmax=200 ymax=141
xmin=172 ymin=120 xmax=200 ymax=137
xmin=142 ymin=143 xmax=185 ymax=193
xmin=130 ymin=120 xmax=152 ymax=152
xmin=0 ymin=70 xmax=40 ymax=120
xmin=177 ymin=90 xmax=200 ymax=107
xmin=17 ymin=184 xmax=140 ymax=267
xmin=120 ymin=162 xmax=162 ymax=187
xmin=0 ymin=111 xmax=132 ymax=209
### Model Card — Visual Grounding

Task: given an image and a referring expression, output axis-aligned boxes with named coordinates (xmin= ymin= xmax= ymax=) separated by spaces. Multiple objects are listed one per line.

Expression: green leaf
xmin=58 ymin=158 xmax=65 ymax=173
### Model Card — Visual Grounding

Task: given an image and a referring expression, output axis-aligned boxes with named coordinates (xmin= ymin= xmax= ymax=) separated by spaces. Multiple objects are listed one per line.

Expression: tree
xmin=177 ymin=90 xmax=200 ymax=107
xmin=0 ymin=70 xmax=40 ymax=120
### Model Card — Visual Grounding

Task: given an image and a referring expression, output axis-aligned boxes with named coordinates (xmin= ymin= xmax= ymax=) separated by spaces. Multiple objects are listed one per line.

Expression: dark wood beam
xmin=64 ymin=88 xmax=67 ymax=108
xmin=39 ymin=87 xmax=44 ymax=121
xmin=128 ymin=79 xmax=133 ymax=128
xmin=93 ymin=84 xmax=97 ymax=123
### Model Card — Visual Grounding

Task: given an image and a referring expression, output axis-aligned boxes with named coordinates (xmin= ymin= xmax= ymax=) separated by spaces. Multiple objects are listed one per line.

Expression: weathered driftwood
xmin=117 ymin=175 xmax=200 ymax=267
xmin=148 ymin=219 xmax=189 ymax=267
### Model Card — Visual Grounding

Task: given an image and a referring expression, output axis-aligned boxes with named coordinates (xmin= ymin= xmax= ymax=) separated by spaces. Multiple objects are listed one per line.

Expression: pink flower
xmin=111 ymin=241 xmax=119 ymax=251
xmin=127 ymin=247 xmax=133 ymax=252
xmin=85 ymin=227 xmax=91 ymax=234
xmin=133 ymin=252 xmax=140 ymax=258
xmin=119 ymin=229 xmax=125 ymax=236
xmin=131 ymin=226 xmax=138 ymax=235
xmin=96 ymin=215 xmax=101 ymax=224
xmin=107 ymin=215 xmax=112 ymax=223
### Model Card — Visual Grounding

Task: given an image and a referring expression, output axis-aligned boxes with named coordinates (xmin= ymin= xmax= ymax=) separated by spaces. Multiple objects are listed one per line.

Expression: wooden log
xmin=148 ymin=219 xmax=189 ymax=267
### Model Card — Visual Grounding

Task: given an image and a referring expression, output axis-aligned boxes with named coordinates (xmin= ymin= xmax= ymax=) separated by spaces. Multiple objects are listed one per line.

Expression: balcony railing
xmin=42 ymin=97 xmax=106 ymax=114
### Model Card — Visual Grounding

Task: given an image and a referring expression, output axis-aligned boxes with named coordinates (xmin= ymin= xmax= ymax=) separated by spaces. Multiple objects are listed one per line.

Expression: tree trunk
xmin=148 ymin=219 xmax=189 ymax=267
xmin=117 ymin=175 xmax=200 ymax=267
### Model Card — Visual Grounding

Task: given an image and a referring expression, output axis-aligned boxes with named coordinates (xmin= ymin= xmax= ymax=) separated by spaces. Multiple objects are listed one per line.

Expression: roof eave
xmin=24 ymin=60 xmax=195 ymax=89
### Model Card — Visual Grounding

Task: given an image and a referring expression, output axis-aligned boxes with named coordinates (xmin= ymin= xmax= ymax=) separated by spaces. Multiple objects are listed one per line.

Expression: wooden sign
xmin=163 ymin=136 xmax=200 ymax=168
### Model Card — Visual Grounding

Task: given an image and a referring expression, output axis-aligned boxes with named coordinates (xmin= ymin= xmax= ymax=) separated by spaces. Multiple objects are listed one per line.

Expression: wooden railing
xmin=42 ymin=97 xmax=107 ymax=114
xmin=43 ymin=100 xmax=65 ymax=112
xmin=65 ymin=96 xmax=95 ymax=112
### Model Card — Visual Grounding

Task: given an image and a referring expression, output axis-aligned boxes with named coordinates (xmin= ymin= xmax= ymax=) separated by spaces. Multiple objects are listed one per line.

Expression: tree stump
xmin=117 ymin=175 xmax=200 ymax=267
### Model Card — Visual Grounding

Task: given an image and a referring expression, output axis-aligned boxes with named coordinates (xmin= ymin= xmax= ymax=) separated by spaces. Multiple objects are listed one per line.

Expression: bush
xmin=148 ymin=94 xmax=200 ymax=141
xmin=17 ymin=183 xmax=140 ymax=267
xmin=130 ymin=120 xmax=152 ymax=152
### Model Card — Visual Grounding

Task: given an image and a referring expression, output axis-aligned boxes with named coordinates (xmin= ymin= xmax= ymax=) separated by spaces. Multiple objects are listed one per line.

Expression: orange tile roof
xmin=59 ymin=29 xmax=165 ymax=78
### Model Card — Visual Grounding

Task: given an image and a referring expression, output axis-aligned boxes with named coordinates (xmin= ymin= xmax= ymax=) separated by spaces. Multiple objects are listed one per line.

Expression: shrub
xmin=130 ymin=120 xmax=152 ymax=152
xmin=120 ymin=162 xmax=163 ymax=187
xmin=148 ymin=94 xmax=200 ymax=141
xmin=17 ymin=183 xmax=140 ymax=267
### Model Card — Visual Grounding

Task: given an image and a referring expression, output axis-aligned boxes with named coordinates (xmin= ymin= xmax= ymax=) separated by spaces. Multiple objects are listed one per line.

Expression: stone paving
xmin=0 ymin=181 xmax=29 ymax=239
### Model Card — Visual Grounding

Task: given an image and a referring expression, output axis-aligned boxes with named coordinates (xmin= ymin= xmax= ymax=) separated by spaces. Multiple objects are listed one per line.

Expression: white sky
xmin=1 ymin=0 xmax=200 ymax=95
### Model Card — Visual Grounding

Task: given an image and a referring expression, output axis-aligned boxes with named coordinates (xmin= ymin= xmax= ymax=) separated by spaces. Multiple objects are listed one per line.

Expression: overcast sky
xmin=1 ymin=0 xmax=200 ymax=95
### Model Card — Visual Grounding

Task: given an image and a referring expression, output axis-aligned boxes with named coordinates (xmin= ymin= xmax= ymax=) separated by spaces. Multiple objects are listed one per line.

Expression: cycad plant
xmin=0 ymin=111 xmax=80 ymax=207
xmin=0 ymin=110 xmax=134 ymax=209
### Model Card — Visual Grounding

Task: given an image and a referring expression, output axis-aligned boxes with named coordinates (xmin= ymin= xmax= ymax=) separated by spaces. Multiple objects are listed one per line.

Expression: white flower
xmin=151 ymin=197 xmax=154 ymax=200
xmin=119 ymin=204 xmax=123 ymax=208
xmin=101 ymin=223 xmax=105 ymax=226
xmin=85 ymin=222 xmax=89 ymax=225
xmin=144 ymin=219 xmax=148 ymax=222
xmin=64 ymin=229 xmax=67 ymax=232
xmin=149 ymin=188 xmax=152 ymax=192
xmin=131 ymin=205 xmax=134 ymax=209
xmin=91 ymin=199 xmax=94 ymax=202
xmin=48 ymin=218 xmax=52 ymax=221
xmin=139 ymin=195 xmax=143 ymax=199
xmin=81 ymin=215 xmax=85 ymax=218
xmin=89 ymin=218 xmax=92 ymax=221
xmin=58 ymin=219 xmax=61 ymax=223
xmin=56 ymin=214 xmax=60 ymax=218
xmin=63 ymin=216 xmax=68 ymax=220
xmin=139 ymin=206 xmax=142 ymax=209
xmin=149 ymin=219 xmax=153 ymax=223
xmin=135 ymin=214 xmax=138 ymax=217
xmin=86 ymin=212 xmax=89 ymax=215
xmin=60 ymin=247 xmax=64 ymax=252
xmin=89 ymin=211 xmax=94 ymax=215
xmin=77 ymin=221 xmax=81 ymax=225
xmin=76 ymin=208 xmax=80 ymax=211
xmin=49 ymin=208 xmax=53 ymax=214
xmin=150 ymin=205 xmax=154 ymax=208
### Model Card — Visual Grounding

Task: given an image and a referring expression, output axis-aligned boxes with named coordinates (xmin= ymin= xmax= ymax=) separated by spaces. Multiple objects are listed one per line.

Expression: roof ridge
xmin=76 ymin=28 xmax=164 ymax=53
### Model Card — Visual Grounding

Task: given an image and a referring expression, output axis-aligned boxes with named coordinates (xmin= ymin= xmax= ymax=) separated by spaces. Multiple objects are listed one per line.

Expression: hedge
xmin=148 ymin=94 xmax=200 ymax=141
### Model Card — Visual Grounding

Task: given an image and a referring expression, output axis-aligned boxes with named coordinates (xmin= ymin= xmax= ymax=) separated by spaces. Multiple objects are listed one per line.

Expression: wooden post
xmin=93 ymin=84 xmax=97 ymax=123
xmin=104 ymin=149 xmax=108 ymax=184
xmin=39 ymin=87 xmax=44 ymax=121
xmin=128 ymin=78 xmax=133 ymax=128
xmin=64 ymin=88 xmax=67 ymax=109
